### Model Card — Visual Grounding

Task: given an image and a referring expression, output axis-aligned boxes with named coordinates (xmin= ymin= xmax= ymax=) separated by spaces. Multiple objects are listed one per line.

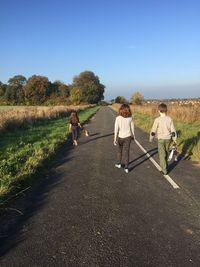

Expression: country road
xmin=0 ymin=106 xmax=200 ymax=267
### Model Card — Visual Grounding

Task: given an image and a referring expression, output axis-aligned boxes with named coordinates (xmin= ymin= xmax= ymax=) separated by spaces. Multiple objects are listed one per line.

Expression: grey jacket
xmin=150 ymin=115 xmax=176 ymax=141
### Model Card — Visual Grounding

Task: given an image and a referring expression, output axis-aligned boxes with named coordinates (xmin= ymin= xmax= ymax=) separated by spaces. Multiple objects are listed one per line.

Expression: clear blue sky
xmin=1 ymin=0 xmax=200 ymax=100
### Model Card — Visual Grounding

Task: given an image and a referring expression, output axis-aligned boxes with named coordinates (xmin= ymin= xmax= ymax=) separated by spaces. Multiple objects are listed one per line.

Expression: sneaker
xmin=124 ymin=168 xmax=129 ymax=173
xmin=160 ymin=170 xmax=167 ymax=175
xmin=115 ymin=163 xmax=121 ymax=169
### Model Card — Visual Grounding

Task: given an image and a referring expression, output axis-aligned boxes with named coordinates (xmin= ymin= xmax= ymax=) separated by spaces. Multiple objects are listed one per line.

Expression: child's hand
xmin=114 ymin=140 xmax=117 ymax=146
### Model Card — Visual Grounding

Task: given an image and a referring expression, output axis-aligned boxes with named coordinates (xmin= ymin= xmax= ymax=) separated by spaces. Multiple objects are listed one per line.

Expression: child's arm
xmin=77 ymin=117 xmax=82 ymax=128
xmin=170 ymin=120 xmax=177 ymax=141
xmin=131 ymin=120 xmax=135 ymax=140
xmin=69 ymin=123 xmax=72 ymax=132
xmin=149 ymin=119 xmax=158 ymax=142
xmin=114 ymin=117 xmax=119 ymax=145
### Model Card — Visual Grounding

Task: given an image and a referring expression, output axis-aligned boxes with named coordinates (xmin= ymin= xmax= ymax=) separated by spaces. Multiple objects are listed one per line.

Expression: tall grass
xmin=0 ymin=106 xmax=99 ymax=203
xmin=131 ymin=102 xmax=200 ymax=123
xmin=111 ymin=103 xmax=200 ymax=163
xmin=0 ymin=105 xmax=92 ymax=133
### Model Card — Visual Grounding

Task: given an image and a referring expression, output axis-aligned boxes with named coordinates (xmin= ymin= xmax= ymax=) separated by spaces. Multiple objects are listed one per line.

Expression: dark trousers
xmin=71 ymin=126 xmax=79 ymax=141
xmin=117 ymin=136 xmax=131 ymax=168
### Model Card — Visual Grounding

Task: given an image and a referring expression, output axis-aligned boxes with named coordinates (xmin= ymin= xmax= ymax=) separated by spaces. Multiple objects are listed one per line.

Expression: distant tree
xmin=71 ymin=71 xmax=105 ymax=104
xmin=4 ymin=75 xmax=27 ymax=104
xmin=4 ymin=85 xmax=16 ymax=103
xmin=50 ymin=80 xmax=61 ymax=96
xmin=99 ymin=100 xmax=108 ymax=106
xmin=69 ymin=87 xmax=82 ymax=105
xmin=0 ymin=81 xmax=7 ymax=97
xmin=8 ymin=75 xmax=26 ymax=87
xmin=23 ymin=75 xmax=50 ymax=105
xmin=50 ymin=81 xmax=69 ymax=99
xmin=115 ymin=96 xmax=127 ymax=104
xmin=131 ymin=91 xmax=144 ymax=105
xmin=58 ymin=84 xmax=70 ymax=98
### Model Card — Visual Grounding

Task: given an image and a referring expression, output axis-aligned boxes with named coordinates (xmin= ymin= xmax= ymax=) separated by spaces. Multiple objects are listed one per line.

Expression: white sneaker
xmin=115 ymin=164 xmax=121 ymax=169
xmin=124 ymin=168 xmax=129 ymax=173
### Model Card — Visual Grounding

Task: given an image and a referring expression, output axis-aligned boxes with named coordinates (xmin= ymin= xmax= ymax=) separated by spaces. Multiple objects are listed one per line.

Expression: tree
xmin=23 ymin=75 xmax=50 ymax=104
xmin=115 ymin=96 xmax=127 ymax=104
xmin=4 ymin=75 xmax=27 ymax=104
xmin=69 ymin=87 xmax=82 ymax=105
xmin=58 ymin=84 xmax=69 ymax=98
xmin=0 ymin=81 xmax=6 ymax=97
xmin=71 ymin=71 xmax=105 ymax=104
xmin=8 ymin=75 xmax=26 ymax=87
xmin=131 ymin=91 xmax=144 ymax=105
xmin=4 ymin=85 xmax=17 ymax=103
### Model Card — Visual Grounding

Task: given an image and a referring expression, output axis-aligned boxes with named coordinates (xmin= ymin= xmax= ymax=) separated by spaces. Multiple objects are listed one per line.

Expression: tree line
xmin=112 ymin=92 xmax=144 ymax=105
xmin=0 ymin=71 xmax=105 ymax=105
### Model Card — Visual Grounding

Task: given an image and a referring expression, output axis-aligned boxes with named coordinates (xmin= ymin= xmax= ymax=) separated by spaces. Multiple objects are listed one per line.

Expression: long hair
xmin=119 ymin=104 xmax=132 ymax=118
xmin=70 ymin=111 xmax=79 ymax=124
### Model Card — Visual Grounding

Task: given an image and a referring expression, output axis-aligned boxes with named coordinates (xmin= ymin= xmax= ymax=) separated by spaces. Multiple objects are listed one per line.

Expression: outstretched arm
xmin=114 ymin=117 xmax=119 ymax=145
xmin=150 ymin=119 xmax=158 ymax=142
xmin=131 ymin=120 xmax=135 ymax=139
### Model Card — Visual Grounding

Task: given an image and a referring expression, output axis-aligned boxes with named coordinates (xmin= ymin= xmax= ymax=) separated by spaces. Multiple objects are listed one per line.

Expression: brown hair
xmin=158 ymin=103 xmax=167 ymax=113
xmin=119 ymin=104 xmax=132 ymax=118
xmin=70 ymin=111 xmax=79 ymax=124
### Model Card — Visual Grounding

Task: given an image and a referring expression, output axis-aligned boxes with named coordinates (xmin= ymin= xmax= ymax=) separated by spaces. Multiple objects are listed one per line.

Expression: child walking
xmin=114 ymin=104 xmax=135 ymax=173
xmin=150 ymin=103 xmax=177 ymax=175
xmin=69 ymin=111 xmax=82 ymax=146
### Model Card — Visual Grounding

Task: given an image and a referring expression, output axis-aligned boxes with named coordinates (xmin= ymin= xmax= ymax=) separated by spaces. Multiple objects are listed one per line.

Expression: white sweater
xmin=114 ymin=115 xmax=135 ymax=139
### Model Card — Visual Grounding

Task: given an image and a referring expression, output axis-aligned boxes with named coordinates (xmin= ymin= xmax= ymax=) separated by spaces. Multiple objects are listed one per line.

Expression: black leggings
xmin=71 ymin=126 xmax=79 ymax=141
xmin=117 ymin=136 xmax=131 ymax=168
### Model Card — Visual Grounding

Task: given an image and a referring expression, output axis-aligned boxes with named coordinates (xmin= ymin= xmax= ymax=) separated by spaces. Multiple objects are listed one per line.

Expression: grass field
xmin=0 ymin=106 xmax=99 ymax=205
xmin=132 ymin=101 xmax=200 ymax=123
xmin=112 ymin=104 xmax=200 ymax=163
xmin=0 ymin=105 xmax=92 ymax=133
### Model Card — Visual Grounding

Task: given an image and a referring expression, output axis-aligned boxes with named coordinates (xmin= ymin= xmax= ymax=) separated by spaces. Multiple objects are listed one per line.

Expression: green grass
xmin=134 ymin=112 xmax=200 ymax=163
xmin=0 ymin=106 xmax=99 ymax=204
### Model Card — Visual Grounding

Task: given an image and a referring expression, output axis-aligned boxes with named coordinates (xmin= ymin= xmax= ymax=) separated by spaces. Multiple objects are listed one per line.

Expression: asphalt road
xmin=0 ymin=106 xmax=200 ymax=267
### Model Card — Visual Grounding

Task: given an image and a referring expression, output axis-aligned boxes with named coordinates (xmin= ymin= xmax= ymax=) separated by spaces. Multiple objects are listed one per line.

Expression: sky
xmin=1 ymin=0 xmax=200 ymax=100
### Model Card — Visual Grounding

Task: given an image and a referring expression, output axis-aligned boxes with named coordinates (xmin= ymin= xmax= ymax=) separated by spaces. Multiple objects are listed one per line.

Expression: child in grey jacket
xmin=150 ymin=103 xmax=176 ymax=175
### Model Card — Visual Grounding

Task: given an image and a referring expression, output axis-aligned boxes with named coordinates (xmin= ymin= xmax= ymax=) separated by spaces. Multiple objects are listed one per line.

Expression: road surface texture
xmin=0 ymin=106 xmax=200 ymax=267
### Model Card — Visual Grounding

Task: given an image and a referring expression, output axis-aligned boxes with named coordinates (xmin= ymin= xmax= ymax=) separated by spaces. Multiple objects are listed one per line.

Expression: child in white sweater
xmin=114 ymin=104 xmax=135 ymax=173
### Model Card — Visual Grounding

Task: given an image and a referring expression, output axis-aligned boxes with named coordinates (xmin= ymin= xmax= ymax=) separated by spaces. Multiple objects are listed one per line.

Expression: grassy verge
xmin=0 ymin=106 xmax=99 ymax=205
xmin=134 ymin=112 xmax=200 ymax=163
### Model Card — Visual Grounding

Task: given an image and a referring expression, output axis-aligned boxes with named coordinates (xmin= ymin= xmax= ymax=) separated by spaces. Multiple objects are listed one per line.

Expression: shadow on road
xmin=129 ymin=147 xmax=158 ymax=172
xmin=0 ymin=142 xmax=73 ymax=258
xmin=80 ymin=132 xmax=114 ymax=145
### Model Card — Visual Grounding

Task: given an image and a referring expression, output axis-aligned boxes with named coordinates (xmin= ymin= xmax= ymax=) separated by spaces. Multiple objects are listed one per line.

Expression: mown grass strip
xmin=0 ymin=106 xmax=99 ymax=204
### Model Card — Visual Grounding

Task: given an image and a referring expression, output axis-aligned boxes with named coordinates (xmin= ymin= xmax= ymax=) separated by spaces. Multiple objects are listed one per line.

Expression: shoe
xmin=124 ymin=168 xmax=129 ymax=173
xmin=85 ymin=130 xmax=89 ymax=137
xmin=115 ymin=163 xmax=121 ymax=169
